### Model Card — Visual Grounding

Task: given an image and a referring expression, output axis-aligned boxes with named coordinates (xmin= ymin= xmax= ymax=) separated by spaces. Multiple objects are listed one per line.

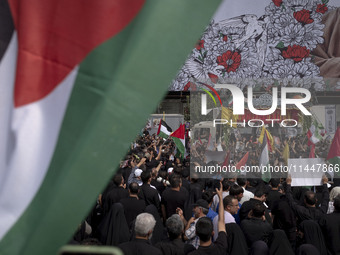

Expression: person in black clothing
xmin=102 ymin=173 xmax=129 ymax=215
xmin=190 ymin=177 xmax=203 ymax=203
xmin=319 ymin=194 xmax=340 ymax=255
xmin=96 ymin=203 xmax=130 ymax=246
xmin=188 ymin=183 xmax=228 ymax=255
xmin=120 ymin=182 xmax=146 ymax=229
xmin=271 ymin=188 xmax=296 ymax=249
xmin=141 ymin=170 xmax=161 ymax=212
xmin=285 ymin=175 xmax=329 ymax=225
xmin=161 ymin=175 xmax=189 ymax=220
xmin=266 ymin=178 xmax=282 ymax=210
xmin=239 ymin=188 xmax=272 ymax=224
xmin=297 ymin=220 xmax=327 ymax=255
xmin=240 ymin=203 xmax=273 ymax=247
xmin=145 ymin=204 xmax=165 ymax=245
xmin=181 ymin=167 xmax=191 ymax=192
xmin=225 ymin=223 xmax=248 ymax=255
xmin=151 ymin=165 xmax=166 ymax=195
xmin=118 ymin=212 xmax=162 ymax=255
xmin=155 ymin=214 xmax=194 ymax=255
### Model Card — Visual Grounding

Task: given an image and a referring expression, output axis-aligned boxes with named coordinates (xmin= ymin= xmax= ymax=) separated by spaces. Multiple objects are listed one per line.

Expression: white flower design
xmin=171 ymin=0 xmax=330 ymax=91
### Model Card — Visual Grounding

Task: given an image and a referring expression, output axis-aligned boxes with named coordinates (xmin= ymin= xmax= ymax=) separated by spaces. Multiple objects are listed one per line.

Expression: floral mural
xmin=170 ymin=0 xmax=339 ymax=91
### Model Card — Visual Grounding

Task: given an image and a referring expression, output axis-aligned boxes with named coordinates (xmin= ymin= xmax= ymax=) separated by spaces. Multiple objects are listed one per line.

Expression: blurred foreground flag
xmin=0 ymin=0 xmax=221 ymax=254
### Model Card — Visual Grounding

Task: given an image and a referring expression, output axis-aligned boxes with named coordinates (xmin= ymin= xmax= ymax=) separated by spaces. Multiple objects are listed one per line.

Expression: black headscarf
xmin=268 ymin=229 xmax=294 ymax=255
xmin=144 ymin=204 xmax=165 ymax=245
xmin=299 ymin=220 xmax=327 ymax=255
xmin=296 ymin=244 xmax=321 ymax=255
xmin=249 ymin=240 xmax=269 ymax=255
xmin=96 ymin=202 xmax=130 ymax=246
xmin=226 ymin=223 xmax=248 ymax=255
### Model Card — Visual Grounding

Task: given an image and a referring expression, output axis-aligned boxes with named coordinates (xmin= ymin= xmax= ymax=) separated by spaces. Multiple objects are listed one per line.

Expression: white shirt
xmin=213 ymin=211 xmax=235 ymax=240
xmin=211 ymin=191 xmax=229 ymax=212
xmin=240 ymin=187 xmax=254 ymax=205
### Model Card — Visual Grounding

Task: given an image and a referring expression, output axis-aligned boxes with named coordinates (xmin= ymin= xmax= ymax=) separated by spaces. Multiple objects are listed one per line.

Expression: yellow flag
xmin=259 ymin=126 xmax=274 ymax=151
xmin=221 ymin=106 xmax=238 ymax=127
xmin=283 ymin=142 xmax=290 ymax=165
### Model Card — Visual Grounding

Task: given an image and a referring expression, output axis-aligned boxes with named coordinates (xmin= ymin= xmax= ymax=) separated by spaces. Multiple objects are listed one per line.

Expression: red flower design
xmin=195 ymin=40 xmax=205 ymax=50
xmin=223 ymin=35 xmax=228 ymax=42
xmin=316 ymin=4 xmax=328 ymax=14
xmin=282 ymin=45 xmax=310 ymax=62
xmin=183 ymin=82 xmax=197 ymax=91
xmin=293 ymin=9 xmax=314 ymax=24
xmin=216 ymin=51 xmax=241 ymax=73
xmin=208 ymin=73 xmax=219 ymax=84
xmin=272 ymin=0 xmax=282 ymax=7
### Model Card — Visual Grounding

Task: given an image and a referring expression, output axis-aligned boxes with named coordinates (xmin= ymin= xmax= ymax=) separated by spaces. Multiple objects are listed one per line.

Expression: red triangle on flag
xmin=236 ymin=152 xmax=249 ymax=170
xmin=327 ymin=127 xmax=340 ymax=160
xmin=170 ymin=124 xmax=185 ymax=139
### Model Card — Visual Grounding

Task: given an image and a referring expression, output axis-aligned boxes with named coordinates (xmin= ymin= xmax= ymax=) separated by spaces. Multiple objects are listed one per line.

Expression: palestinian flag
xmin=0 ymin=0 xmax=221 ymax=254
xmin=170 ymin=124 xmax=185 ymax=159
xmin=260 ymin=134 xmax=271 ymax=183
xmin=327 ymin=127 xmax=340 ymax=178
xmin=157 ymin=119 xmax=172 ymax=139
xmin=307 ymin=120 xmax=324 ymax=158
xmin=307 ymin=121 xmax=323 ymax=145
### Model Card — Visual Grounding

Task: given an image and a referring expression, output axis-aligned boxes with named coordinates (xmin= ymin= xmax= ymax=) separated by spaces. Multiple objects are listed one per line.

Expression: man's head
xmin=135 ymin=213 xmax=156 ymax=239
xmin=270 ymin=178 xmax=280 ymax=189
xmin=134 ymin=169 xmax=143 ymax=180
xmin=229 ymin=184 xmax=244 ymax=201
xmin=129 ymin=182 xmax=139 ymax=195
xmin=192 ymin=199 xmax=209 ymax=218
xmin=251 ymin=203 xmax=266 ymax=218
xmin=166 ymin=214 xmax=184 ymax=240
xmin=141 ymin=170 xmax=152 ymax=184
xmin=202 ymin=190 xmax=214 ymax=206
xmin=237 ymin=177 xmax=247 ymax=187
xmin=222 ymin=179 xmax=231 ymax=192
xmin=113 ymin=174 xmax=124 ymax=187
xmin=223 ymin=195 xmax=240 ymax=215
xmin=195 ymin=217 xmax=213 ymax=242
xmin=304 ymin=191 xmax=317 ymax=206
xmin=170 ymin=175 xmax=182 ymax=189
xmin=254 ymin=188 xmax=267 ymax=202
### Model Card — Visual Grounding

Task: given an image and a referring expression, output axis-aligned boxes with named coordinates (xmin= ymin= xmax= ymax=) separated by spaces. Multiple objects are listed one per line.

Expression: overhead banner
xmin=288 ymin=158 xmax=329 ymax=186
xmin=325 ymin=105 xmax=336 ymax=134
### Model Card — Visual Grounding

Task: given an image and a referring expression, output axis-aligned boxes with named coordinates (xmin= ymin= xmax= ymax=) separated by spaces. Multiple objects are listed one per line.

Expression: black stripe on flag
xmin=0 ymin=0 xmax=14 ymax=63
xmin=161 ymin=119 xmax=172 ymax=132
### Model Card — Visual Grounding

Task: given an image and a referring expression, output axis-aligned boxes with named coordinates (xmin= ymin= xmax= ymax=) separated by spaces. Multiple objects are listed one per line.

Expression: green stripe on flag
xmin=0 ymin=1 xmax=221 ymax=254
xmin=172 ymin=136 xmax=185 ymax=159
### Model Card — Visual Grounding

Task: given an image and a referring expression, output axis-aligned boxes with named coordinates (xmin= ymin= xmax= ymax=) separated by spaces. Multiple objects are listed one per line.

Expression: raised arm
xmin=320 ymin=175 xmax=330 ymax=214
xmin=216 ymin=183 xmax=226 ymax=233
xmin=285 ymin=175 xmax=299 ymax=212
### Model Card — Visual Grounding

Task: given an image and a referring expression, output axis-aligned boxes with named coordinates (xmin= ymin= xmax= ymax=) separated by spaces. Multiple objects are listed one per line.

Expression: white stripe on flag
xmin=160 ymin=125 xmax=171 ymax=136
xmin=0 ymin=52 xmax=78 ymax=239
xmin=0 ymin=33 xmax=17 ymax=177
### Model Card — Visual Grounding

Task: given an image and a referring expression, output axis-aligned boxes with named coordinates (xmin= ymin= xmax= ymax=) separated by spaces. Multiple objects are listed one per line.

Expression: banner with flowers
xmin=171 ymin=0 xmax=340 ymax=92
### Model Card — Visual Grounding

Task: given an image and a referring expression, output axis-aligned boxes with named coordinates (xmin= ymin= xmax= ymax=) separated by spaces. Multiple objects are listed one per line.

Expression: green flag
xmin=0 ymin=0 xmax=221 ymax=254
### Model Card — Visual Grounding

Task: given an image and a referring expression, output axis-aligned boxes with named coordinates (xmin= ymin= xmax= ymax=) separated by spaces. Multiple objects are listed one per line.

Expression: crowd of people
xmin=69 ymin=130 xmax=340 ymax=255
xmin=191 ymin=128 xmax=333 ymax=177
